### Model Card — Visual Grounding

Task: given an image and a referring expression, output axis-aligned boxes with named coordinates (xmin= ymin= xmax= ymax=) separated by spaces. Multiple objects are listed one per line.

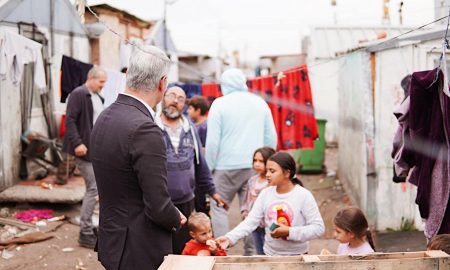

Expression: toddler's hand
xmin=206 ymin=239 xmax=218 ymax=252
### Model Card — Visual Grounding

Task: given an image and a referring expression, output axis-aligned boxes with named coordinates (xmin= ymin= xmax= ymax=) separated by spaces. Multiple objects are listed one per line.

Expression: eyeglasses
xmin=165 ymin=92 xmax=186 ymax=103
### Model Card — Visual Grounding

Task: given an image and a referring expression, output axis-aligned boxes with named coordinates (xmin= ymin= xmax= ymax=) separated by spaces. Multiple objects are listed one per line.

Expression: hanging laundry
xmin=60 ymin=55 xmax=93 ymax=103
xmin=248 ymin=75 xmax=281 ymax=142
xmin=278 ymin=65 xmax=318 ymax=150
xmin=175 ymin=83 xmax=202 ymax=99
xmin=102 ymin=69 xmax=126 ymax=108
xmin=392 ymin=69 xmax=450 ymax=239
xmin=201 ymin=83 xmax=222 ymax=105
xmin=0 ymin=29 xmax=46 ymax=92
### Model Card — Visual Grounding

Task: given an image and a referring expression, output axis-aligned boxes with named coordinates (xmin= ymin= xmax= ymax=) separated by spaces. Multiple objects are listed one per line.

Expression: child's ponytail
xmin=291 ymin=175 xmax=304 ymax=187
xmin=366 ymin=229 xmax=376 ymax=251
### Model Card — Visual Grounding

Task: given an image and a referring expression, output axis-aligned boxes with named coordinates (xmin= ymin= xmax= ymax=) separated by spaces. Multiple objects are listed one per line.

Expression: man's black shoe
xmin=78 ymin=233 xmax=97 ymax=249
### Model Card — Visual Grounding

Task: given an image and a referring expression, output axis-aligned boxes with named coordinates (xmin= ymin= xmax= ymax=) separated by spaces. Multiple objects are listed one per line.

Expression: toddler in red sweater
xmin=182 ymin=212 xmax=227 ymax=256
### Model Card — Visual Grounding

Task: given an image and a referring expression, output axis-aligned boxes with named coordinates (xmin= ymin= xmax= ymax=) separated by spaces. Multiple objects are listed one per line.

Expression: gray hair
xmin=126 ymin=45 xmax=171 ymax=92
xmin=87 ymin=66 xmax=106 ymax=79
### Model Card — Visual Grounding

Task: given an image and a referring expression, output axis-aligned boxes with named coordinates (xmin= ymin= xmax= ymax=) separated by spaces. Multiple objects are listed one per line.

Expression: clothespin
xmin=76 ymin=0 xmax=86 ymax=24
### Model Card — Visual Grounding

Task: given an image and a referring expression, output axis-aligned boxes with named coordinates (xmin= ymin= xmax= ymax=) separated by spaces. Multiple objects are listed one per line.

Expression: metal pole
xmin=50 ymin=0 xmax=55 ymax=56
xmin=163 ymin=0 xmax=167 ymax=53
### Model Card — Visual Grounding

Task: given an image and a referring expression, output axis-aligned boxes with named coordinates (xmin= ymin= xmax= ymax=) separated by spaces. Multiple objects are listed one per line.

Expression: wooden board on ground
xmin=0 ymin=176 xmax=85 ymax=203
xmin=160 ymin=251 xmax=450 ymax=270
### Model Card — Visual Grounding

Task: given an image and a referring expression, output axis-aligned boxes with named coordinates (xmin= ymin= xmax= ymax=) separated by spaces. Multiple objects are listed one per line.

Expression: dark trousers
xmin=194 ymin=188 xmax=209 ymax=216
xmin=172 ymin=199 xmax=195 ymax=254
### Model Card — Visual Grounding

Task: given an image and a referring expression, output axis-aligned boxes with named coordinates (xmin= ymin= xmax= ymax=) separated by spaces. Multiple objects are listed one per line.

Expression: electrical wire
xmin=84 ymin=2 xmax=450 ymax=80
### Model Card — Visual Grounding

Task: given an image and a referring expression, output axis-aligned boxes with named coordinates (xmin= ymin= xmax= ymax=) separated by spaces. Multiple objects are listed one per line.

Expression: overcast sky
xmin=87 ymin=0 xmax=436 ymax=62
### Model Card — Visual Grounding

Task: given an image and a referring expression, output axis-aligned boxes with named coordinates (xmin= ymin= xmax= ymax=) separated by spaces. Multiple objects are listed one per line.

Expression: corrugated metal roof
xmin=309 ymin=25 xmax=417 ymax=59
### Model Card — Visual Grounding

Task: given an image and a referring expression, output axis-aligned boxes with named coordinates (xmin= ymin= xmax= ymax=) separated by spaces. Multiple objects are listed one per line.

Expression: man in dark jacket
xmin=62 ymin=66 xmax=107 ymax=249
xmin=90 ymin=45 xmax=186 ymax=270
xmin=155 ymin=86 xmax=228 ymax=254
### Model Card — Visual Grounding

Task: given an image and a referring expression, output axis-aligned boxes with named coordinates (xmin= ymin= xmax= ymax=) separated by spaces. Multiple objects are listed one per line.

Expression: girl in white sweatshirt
xmin=216 ymin=152 xmax=325 ymax=255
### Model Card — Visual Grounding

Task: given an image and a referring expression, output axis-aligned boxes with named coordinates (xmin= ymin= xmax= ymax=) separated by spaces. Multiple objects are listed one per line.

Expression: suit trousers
xmin=172 ymin=199 xmax=195 ymax=254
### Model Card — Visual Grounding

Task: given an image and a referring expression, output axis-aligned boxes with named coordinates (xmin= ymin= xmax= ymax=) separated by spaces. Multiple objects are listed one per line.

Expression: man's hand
xmin=270 ymin=223 xmax=290 ymax=239
xmin=215 ymin=236 xmax=230 ymax=250
xmin=74 ymin=144 xmax=88 ymax=157
xmin=211 ymin=193 xmax=229 ymax=210
xmin=178 ymin=209 xmax=187 ymax=225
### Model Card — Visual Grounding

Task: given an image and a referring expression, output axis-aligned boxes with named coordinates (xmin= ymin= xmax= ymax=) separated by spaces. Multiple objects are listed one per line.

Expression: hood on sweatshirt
xmin=220 ymin=68 xmax=248 ymax=95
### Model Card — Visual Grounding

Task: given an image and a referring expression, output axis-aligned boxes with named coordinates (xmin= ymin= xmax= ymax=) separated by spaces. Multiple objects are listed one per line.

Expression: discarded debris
xmin=62 ymin=247 xmax=74 ymax=252
xmin=1 ymin=249 xmax=15 ymax=259
xmin=40 ymin=182 xmax=53 ymax=190
xmin=14 ymin=209 xmax=53 ymax=223
xmin=47 ymin=215 xmax=65 ymax=222
xmin=35 ymin=221 xmax=47 ymax=227
xmin=0 ymin=208 xmax=10 ymax=218
xmin=0 ymin=231 xmax=53 ymax=247
xmin=0 ymin=217 xmax=35 ymax=229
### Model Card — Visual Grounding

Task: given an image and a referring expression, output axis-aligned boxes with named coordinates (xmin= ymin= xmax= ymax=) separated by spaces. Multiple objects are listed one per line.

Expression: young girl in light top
xmin=217 ymin=152 xmax=325 ymax=255
xmin=333 ymin=207 xmax=375 ymax=255
xmin=241 ymin=147 xmax=276 ymax=255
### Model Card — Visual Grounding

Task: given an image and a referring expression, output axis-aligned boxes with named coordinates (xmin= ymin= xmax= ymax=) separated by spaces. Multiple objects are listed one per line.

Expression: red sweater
xmin=181 ymin=240 xmax=227 ymax=256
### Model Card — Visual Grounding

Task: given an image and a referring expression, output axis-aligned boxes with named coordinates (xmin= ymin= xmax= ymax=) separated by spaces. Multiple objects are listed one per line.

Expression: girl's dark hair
xmin=334 ymin=207 xmax=376 ymax=251
xmin=427 ymin=234 xmax=450 ymax=255
xmin=268 ymin=152 xmax=303 ymax=186
xmin=253 ymin=147 xmax=276 ymax=169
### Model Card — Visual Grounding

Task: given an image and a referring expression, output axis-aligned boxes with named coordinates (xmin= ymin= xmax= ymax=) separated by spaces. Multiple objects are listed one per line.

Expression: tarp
xmin=0 ymin=0 xmax=87 ymax=36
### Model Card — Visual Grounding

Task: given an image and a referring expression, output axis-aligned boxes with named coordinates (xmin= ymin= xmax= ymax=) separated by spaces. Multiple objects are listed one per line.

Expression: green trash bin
xmin=292 ymin=119 xmax=327 ymax=174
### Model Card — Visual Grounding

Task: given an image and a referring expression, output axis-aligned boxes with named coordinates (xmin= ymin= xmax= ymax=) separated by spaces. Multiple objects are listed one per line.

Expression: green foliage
xmin=385 ymin=217 xmax=417 ymax=232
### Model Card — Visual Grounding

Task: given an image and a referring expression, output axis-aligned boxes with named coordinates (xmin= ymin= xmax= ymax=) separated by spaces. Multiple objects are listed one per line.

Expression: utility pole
xmin=163 ymin=0 xmax=167 ymax=53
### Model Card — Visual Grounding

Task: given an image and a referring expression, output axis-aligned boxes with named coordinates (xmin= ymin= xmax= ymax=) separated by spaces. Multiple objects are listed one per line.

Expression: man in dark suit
xmin=90 ymin=45 xmax=186 ymax=270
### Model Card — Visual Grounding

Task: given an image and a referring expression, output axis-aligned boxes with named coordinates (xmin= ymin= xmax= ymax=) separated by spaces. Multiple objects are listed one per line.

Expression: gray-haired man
xmin=63 ymin=66 xmax=107 ymax=248
xmin=90 ymin=46 xmax=186 ymax=270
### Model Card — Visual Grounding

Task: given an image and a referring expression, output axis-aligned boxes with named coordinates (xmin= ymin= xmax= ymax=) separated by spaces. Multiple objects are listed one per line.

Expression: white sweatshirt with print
xmin=225 ymin=185 xmax=325 ymax=255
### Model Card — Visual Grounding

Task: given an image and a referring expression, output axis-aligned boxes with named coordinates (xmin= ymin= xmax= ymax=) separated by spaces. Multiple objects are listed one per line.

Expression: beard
xmin=162 ymin=104 xmax=181 ymax=119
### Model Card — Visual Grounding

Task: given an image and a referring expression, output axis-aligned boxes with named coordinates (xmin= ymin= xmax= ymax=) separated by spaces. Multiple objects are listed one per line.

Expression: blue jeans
xmin=252 ymin=227 xmax=265 ymax=255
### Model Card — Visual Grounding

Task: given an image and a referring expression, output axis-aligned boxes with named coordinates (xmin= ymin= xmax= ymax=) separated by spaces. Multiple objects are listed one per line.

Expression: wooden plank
xmin=213 ymin=259 xmax=444 ymax=270
xmin=302 ymin=255 xmax=321 ymax=262
xmin=426 ymin=250 xmax=450 ymax=258
xmin=0 ymin=217 xmax=35 ymax=229
xmin=317 ymin=251 xmax=430 ymax=261
xmin=160 ymin=252 xmax=450 ymax=270
xmin=158 ymin=255 xmax=215 ymax=270
xmin=215 ymin=255 xmax=302 ymax=264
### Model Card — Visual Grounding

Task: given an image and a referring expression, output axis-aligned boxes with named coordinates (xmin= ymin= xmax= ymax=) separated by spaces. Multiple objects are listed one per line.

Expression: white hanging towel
xmin=0 ymin=29 xmax=46 ymax=92
xmin=102 ymin=69 xmax=126 ymax=108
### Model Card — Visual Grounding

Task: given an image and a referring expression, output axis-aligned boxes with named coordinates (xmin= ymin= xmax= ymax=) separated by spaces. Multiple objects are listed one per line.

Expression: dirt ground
xmin=0 ymin=146 xmax=426 ymax=269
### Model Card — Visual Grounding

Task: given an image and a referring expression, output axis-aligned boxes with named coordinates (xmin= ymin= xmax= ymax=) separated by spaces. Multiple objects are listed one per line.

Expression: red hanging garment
xmin=278 ymin=65 xmax=318 ymax=150
xmin=201 ymin=83 xmax=222 ymax=105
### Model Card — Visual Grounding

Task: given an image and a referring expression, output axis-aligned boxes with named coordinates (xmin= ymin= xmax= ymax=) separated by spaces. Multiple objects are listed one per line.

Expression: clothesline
xmin=83 ymin=2 xmax=450 ymax=82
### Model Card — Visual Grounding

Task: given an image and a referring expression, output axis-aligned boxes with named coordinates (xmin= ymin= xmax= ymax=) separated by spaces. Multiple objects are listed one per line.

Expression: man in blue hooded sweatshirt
xmin=205 ymin=68 xmax=277 ymax=254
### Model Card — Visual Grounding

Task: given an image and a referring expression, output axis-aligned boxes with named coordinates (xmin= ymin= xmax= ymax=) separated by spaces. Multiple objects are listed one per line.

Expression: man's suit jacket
xmin=90 ymin=94 xmax=180 ymax=270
